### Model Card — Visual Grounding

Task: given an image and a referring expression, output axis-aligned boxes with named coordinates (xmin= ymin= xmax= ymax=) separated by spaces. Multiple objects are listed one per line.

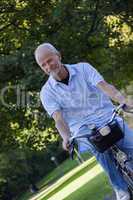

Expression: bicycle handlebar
xmin=109 ymin=103 xmax=126 ymax=123
xmin=68 ymin=103 xmax=133 ymax=159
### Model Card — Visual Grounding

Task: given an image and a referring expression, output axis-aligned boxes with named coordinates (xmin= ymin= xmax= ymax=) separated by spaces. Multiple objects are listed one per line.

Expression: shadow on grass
xmin=39 ymin=153 xmax=92 ymax=191
xmin=19 ymin=154 xmax=92 ymax=200
xmin=39 ymin=174 xmax=65 ymax=190
xmin=38 ymin=161 xmax=79 ymax=189
xmin=41 ymin=159 xmax=97 ymax=200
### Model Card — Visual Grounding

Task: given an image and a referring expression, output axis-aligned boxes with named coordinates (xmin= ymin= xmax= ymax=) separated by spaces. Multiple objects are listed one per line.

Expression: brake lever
xmin=69 ymin=139 xmax=75 ymax=160
xmin=122 ymin=104 xmax=133 ymax=114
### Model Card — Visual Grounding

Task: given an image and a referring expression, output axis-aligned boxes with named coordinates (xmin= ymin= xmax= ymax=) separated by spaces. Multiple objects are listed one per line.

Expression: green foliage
xmin=0 ymin=0 xmax=133 ymax=198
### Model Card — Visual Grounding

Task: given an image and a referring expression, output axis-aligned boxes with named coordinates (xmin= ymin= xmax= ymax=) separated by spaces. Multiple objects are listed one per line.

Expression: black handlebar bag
xmin=88 ymin=120 xmax=124 ymax=153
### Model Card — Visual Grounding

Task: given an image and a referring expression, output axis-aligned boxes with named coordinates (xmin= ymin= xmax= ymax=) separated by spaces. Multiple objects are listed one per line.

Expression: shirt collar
xmin=49 ymin=64 xmax=76 ymax=86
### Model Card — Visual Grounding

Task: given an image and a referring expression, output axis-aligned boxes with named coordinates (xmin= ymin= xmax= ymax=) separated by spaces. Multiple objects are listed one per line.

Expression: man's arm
xmin=52 ymin=111 xmax=71 ymax=151
xmin=97 ymin=80 xmax=126 ymax=104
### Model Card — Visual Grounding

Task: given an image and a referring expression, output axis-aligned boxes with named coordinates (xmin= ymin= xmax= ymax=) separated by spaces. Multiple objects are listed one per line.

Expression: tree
xmin=0 ymin=0 xmax=133 ymax=198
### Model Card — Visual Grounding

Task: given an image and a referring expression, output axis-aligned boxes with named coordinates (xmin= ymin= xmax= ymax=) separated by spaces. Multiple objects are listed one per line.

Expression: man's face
xmin=37 ymin=49 xmax=62 ymax=76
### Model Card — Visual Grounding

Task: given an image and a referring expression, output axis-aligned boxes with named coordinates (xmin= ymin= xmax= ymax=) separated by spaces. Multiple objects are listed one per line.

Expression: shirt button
xmin=97 ymin=110 xmax=102 ymax=115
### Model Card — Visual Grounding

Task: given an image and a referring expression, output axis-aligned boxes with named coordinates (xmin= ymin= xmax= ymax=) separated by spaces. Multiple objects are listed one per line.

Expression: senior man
xmin=34 ymin=42 xmax=133 ymax=200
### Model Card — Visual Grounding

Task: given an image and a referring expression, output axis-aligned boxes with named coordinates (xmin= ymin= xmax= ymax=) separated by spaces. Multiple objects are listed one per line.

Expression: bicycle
xmin=69 ymin=104 xmax=133 ymax=199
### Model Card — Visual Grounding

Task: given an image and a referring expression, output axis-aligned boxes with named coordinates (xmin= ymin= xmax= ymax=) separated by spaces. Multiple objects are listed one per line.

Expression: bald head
xmin=34 ymin=43 xmax=60 ymax=66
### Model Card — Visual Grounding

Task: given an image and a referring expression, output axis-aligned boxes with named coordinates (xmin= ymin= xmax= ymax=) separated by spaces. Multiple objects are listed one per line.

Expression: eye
xmin=47 ymin=58 xmax=52 ymax=64
xmin=42 ymin=63 xmax=46 ymax=68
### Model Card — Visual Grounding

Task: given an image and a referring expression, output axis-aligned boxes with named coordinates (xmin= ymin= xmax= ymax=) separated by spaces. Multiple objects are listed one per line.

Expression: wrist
xmin=114 ymin=92 xmax=126 ymax=104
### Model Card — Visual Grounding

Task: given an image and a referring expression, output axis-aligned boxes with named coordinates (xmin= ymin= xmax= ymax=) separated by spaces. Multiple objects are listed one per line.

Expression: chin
xmin=51 ymin=72 xmax=60 ymax=80
xmin=50 ymin=71 xmax=57 ymax=76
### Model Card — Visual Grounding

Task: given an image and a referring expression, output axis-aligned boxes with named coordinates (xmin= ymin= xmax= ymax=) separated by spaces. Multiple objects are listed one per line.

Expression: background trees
xmin=0 ymin=0 xmax=133 ymax=198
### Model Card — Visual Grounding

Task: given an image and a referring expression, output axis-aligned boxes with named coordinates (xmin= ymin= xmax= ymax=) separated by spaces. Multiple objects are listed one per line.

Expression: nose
xmin=45 ymin=63 xmax=51 ymax=73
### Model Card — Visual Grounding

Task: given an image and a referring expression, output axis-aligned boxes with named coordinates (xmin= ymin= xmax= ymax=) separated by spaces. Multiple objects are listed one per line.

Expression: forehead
xmin=37 ymin=48 xmax=57 ymax=63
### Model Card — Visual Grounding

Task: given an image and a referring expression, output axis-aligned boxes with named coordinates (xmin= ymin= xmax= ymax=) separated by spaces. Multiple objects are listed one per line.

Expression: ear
xmin=58 ymin=53 xmax=62 ymax=61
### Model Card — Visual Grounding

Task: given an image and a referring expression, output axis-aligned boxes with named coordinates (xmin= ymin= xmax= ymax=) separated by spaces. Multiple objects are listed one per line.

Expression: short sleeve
xmin=40 ymin=89 xmax=61 ymax=117
xmin=83 ymin=63 xmax=104 ymax=86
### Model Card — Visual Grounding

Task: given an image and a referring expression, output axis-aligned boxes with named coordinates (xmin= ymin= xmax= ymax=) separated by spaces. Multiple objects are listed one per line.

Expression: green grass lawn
xmin=41 ymin=158 xmax=97 ymax=200
xmin=37 ymin=158 xmax=113 ymax=200
xmin=19 ymin=152 xmax=91 ymax=200
xmin=64 ymin=172 xmax=112 ymax=200
xmin=19 ymin=153 xmax=113 ymax=200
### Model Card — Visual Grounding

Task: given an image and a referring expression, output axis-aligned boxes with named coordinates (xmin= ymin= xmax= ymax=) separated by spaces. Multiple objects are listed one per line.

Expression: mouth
xmin=51 ymin=66 xmax=60 ymax=73
xmin=50 ymin=70 xmax=58 ymax=76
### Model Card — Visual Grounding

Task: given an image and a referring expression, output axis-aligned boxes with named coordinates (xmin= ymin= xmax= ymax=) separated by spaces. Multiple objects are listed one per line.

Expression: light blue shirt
xmin=40 ymin=62 xmax=115 ymax=135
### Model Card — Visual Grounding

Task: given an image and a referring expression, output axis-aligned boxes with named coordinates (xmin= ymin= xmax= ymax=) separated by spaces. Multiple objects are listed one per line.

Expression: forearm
xmin=106 ymin=84 xmax=126 ymax=104
xmin=55 ymin=119 xmax=70 ymax=140
xmin=97 ymin=81 xmax=126 ymax=104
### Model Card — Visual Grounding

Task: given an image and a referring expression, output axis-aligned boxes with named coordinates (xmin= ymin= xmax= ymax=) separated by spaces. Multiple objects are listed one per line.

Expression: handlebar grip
xmin=116 ymin=103 xmax=126 ymax=112
xmin=69 ymin=139 xmax=75 ymax=160
xmin=121 ymin=104 xmax=127 ymax=110
xmin=122 ymin=104 xmax=133 ymax=113
xmin=69 ymin=145 xmax=74 ymax=160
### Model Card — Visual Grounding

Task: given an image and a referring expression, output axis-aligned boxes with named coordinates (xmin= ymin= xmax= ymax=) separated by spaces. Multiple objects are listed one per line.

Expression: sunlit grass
xmin=43 ymin=164 xmax=104 ymax=200
xmin=30 ymin=156 xmax=112 ymax=200
xmin=40 ymin=158 xmax=97 ymax=200
xmin=64 ymin=172 xmax=112 ymax=200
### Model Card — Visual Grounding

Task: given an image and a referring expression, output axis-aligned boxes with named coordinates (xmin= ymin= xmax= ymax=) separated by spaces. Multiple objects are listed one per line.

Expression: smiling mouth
xmin=50 ymin=70 xmax=59 ymax=76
